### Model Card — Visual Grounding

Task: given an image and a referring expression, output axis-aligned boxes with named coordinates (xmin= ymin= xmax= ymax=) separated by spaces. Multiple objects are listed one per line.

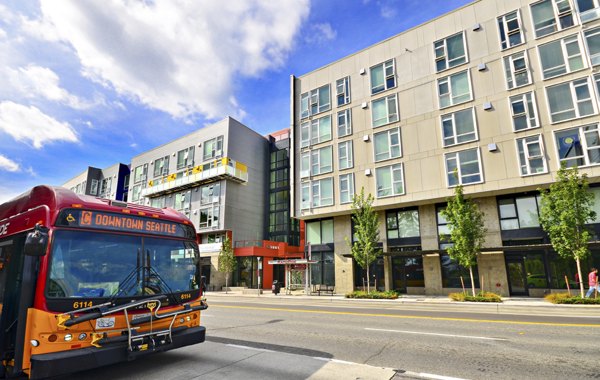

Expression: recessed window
xmin=538 ymin=34 xmax=585 ymax=79
xmin=175 ymin=190 xmax=191 ymax=211
xmin=339 ymin=173 xmax=355 ymax=204
xmin=434 ymin=32 xmax=467 ymax=72
xmin=177 ymin=146 xmax=195 ymax=169
xmin=200 ymin=183 xmax=221 ymax=204
xmin=516 ymin=135 xmax=548 ymax=176
xmin=445 ymin=148 xmax=483 ymax=187
xmin=370 ymin=59 xmax=396 ymax=95
xmin=338 ymin=141 xmax=353 ymax=170
xmin=386 ymin=209 xmax=420 ymax=239
xmin=133 ymin=164 xmax=148 ymax=184
xmin=153 ymin=156 xmax=170 ymax=178
xmin=546 ymin=77 xmax=597 ymax=123
xmin=510 ymin=92 xmax=539 ymax=132
xmin=555 ymin=124 xmax=600 ymax=167
xmin=371 ymin=93 xmax=399 ymax=128
xmin=301 ymin=178 xmax=334 ymax=209
xmin=498 ymin=10 xmax=524 ymax=49
xmin=300 ymin=146 xmax=333 ymax=177
xmin=199 ymin=205 xmax=219 ymax=229
xmin=531 ymin=0 xmax=575 ymax=38
xmin=203 ymin=137 xmax=223 ymax=161
xmin=375 ymin=163 xmax=404 ymax=198
xmin=498 ymin=195 xmax=542 ymax=230
xmin=300 ymin=84 xmax=331 ymax=119
xmin=336 ymin=76 xmax=351 ymax=106
xmin=584 ymin=27 xmax=600 ymax=66
xmin=337 ymin=109 xmax=352 ymax=137
xmin=503 ymin=51 xmax=531 ymax=89
xmin=438 ymin=70 xmax=472 ymax=108
xmin=300 ymin=115 xmax=332 ymax=148
xmin=374 ymin=127 xmax=401 ymax=162
xmin=576 ymin=0 xmax=600 ymax=23
xmin=441 ymin=108 xmax=477 ymax=147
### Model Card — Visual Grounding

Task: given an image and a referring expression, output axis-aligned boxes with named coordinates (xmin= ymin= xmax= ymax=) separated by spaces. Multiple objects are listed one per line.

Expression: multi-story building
xmin=63 ymin=163 xmax=130 ymax=201
xmin=291 ymin=0 xmax=600 ymax=296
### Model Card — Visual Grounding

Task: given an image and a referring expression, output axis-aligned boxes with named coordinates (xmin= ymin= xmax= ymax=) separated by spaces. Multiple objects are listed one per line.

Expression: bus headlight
xmin=30 ymin=340 xmax=39 ymax=347
xmin=64 ymin=334 xmax=73 ymax=342
xmin=78 ymin=333 xmax=87 ymax=341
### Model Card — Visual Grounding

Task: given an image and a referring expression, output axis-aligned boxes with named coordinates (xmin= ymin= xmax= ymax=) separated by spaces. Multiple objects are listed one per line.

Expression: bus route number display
xmin=58 ymin=209 xmax=186 ymax=237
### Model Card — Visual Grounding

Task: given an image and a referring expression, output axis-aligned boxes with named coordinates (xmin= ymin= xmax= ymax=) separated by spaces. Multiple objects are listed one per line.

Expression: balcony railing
xmin=141 ymin=157 xmax=248 ymax=197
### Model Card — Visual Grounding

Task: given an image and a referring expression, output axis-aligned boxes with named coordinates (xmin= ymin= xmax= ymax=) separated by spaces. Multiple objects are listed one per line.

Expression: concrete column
xmin=334 ymin=215 xmax=354 ymax=294
xmin=477 ymin=252 xmax=509 ymax=296
xmin=423 ymin=253 xmax=442 ymax=295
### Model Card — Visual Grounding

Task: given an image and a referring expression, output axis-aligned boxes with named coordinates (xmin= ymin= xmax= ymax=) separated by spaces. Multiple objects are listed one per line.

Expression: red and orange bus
xmin=0 ymin=186 xmax=207 ymax=379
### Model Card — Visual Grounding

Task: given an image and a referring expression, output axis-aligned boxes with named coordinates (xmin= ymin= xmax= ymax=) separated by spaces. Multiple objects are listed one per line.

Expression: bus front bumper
xmin=28 ymin=326 xmax=206 ymax=379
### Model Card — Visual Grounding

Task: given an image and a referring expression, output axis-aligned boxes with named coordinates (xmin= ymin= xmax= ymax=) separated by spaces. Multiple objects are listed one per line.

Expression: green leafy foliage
xmin=442 ymin=182 xmax=487 ymax=296
xmin=449 ymin=291 xmax=502 ymax=302
xmin=217 ymin=236 xmax=236 ymax=292
xmin=347 ymin=187 xmax=381 ymax=293
xmin=545 ymin=292 xmax=600 ymax=304
xmin=538 ymin=164 xmax=596 ymax=297
xmin=345 ymin=290 xmax=400 ymax=299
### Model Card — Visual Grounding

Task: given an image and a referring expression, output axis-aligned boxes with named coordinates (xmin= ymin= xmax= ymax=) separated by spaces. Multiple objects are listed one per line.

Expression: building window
xmin=375 ymin=163 xmax=404 ymax=198
xmin=441 ymin=108 xmax=477 ymax=147
xmin=498 ymin=195 xmax=542 ymax=230
xmin=300 ymin=84 xmax=331 ymax=118
xmin=133 ymin=164 xmax=148 ymax=184
xmin=438 ymin=70 xmax=472 ymax=108
xmin=203 ymin=136 xmax=223 ymax=161
xmin=371 ymin=93 xmax=399 ymax=128
xmin=510 ymin=92 xmax=539 ymax=132
xmin=546 ymin=77 xmax=596 ymax=123
xmin=339 ymin=173 xmax=354 ymax=204
xmin=150 ymin=197 xmax=165 ymax=208
xmin=498 ymin=10 xmax=524 ymax=49
xmin=531 ymin=0 xmax=575 ymax=38
xmin=199 ymin=205 xmax=219 ymax=229
xmin=503 ymin=51 xmax=531 ymax=89
xmin=306 ymin=219 xmax=334 ymax=244
xmin=153 ymin=156 xmax=170 ymax=178
xmin=370 ymin=59 xmax=396 ymax=95
xmin=337 ymin=109 xmax=352 ymax=137
xmin=445 ymin=148 xmax=482 ymax=187
xmin=301 ymin=178 xmax=334 ymax=209
xmin=584 ymin=27 xmax=600 ymax=66
xmin=310 ymin=252 xmax=335 ymax=286
xmin=374 ymin=127 xmax=401 ymax=162
xmin=300 ymin=115 xmax=332 ymax=148
xmin=301 ymin=145 xmax=333 ymax=177
xmin=434 ymin=32 xmax=467 ymax=72
xmin=270 ymin=190 xmax=288 ymax=212
xmin=174 ymin=190 xmax=191 ymax=211
xmin=177 ymin=146 xmax=195 ymax=169
xmin=517 ymin=135 xmax=548 ymax=176
xmin=99 ymin=177 xmax=112 ymax=198
xmin=436 ymin=205 xmax=452 ymax=249
xmin=270 ymin=149 xmax=288 ymax=170
xmin=386 ymin=209 xmax=420 ymax=239
xmin=270 ymin=168 xmax=288 ymax=190
xmin=576 ymin=0 xmax=600 ymax=23
xmin=440 ymin=253 xmax=480 ymax=288
xmin=90 ymin=179 xmax=99 ymax=196
xmin=538 ymin=35 xmax=585 ymax=79
xmin=131 ymin=184 xmax=141 ymax=202
xmin=338 ymin=141 xmax=353 ymax=170
xmin=336 ymin=76 xmax=351 ymax=106
xmin=555 ymin=124 xmax=600 ymax=167
xmin=200 ymin=183 xmax=220 ymax=204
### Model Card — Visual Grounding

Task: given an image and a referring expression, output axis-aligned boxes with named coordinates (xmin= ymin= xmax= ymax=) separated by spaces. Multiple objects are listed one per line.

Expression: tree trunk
xmin=366 ymin=265 xmax=371 ymax=294
xmin=225 ymin=273 xmax=229 ymax=294
xmin=576 ymin=257 xmax=584 ymax=298
xmin=469 ymin=266 xmax=476 ymax=297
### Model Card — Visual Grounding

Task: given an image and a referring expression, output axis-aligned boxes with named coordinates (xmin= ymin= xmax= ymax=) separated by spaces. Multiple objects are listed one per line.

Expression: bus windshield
xmin=47 ymin=230 xmax=199 ymax=300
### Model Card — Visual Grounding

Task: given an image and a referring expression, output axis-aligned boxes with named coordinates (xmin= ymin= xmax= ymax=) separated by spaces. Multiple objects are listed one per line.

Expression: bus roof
xmin=0 ymin=185 xmax=193 ymax=226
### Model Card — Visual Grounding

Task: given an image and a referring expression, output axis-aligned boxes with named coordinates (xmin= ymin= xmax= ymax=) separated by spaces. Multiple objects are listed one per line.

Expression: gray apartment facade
xmin=63 ymin=163 xmax=130 ymax=201
xmin=291 ymin=0 xmax=600 ymax=296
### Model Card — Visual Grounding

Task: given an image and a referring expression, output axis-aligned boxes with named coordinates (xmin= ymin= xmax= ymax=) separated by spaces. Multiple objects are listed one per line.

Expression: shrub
xmin=449 ymin=291 xmax=502 ymax=303
xmin=545 ymin=293 xmax=600 ymax=304
xmin=345 ymin=290 xmax=400 ymax=299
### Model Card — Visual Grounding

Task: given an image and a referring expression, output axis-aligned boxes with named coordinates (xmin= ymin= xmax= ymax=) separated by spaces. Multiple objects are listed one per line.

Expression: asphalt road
xmin=56 ymin=297 xmax=600 ymax=379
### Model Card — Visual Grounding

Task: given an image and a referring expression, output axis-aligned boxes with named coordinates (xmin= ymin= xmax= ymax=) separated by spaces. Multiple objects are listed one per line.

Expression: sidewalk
xmin=204 ymin=289 xmax=600 ymax=317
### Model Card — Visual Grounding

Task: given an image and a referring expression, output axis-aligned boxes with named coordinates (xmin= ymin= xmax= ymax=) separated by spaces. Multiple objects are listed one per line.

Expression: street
xmin=59 ymin=295 xmax=600 ymax=380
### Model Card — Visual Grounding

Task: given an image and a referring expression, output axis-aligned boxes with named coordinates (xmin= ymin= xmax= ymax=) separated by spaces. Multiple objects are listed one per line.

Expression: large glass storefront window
xmin=386 ymin=209 xmax=420 ymax=239
xmin=498 ymin=195 xmax=542 ymax=230
xmin=440 ymin=253 xmax=480 ymax=288
xmin=311 ymin=252 xmax=335 ymax=286
xmin=234 ymin=257 xmax=259 ymax=288
xmin=392 ymin=255 xmax=425 ymax=292
xmin=354 ymin=256 xmax=385 ymax=291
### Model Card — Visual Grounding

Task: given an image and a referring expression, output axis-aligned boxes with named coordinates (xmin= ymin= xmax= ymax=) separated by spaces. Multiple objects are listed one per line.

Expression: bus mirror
xmin=24 ymin=225 xmax=49 ymax=257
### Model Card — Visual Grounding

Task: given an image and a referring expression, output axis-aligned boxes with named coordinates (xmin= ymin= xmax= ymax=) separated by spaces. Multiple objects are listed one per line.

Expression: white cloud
xmin=0 ymin=154 xmax=20 ymax=172
xmin=28 ymin=0 xmax=310 ymax=121
xmin=0 ymin=101 xmax=78 ymax=148
xmin=305 ymin=23 xmax=337 ymax=45
xmin=6 ymin=65 xmax=91 ymax=109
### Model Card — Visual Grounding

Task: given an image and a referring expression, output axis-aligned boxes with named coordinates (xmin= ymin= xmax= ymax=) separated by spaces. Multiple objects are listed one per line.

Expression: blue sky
xmin=0 ymin=0 xmax=471 ymax=203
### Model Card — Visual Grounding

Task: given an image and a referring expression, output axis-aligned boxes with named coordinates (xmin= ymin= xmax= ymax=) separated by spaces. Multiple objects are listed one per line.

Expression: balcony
xmin=141 ymin=157 xmax=248 ymax=198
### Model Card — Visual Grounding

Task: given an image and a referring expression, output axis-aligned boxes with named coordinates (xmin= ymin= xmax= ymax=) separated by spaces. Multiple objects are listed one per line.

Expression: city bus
xmin=0 ymin=186 xmax=207 ymax=379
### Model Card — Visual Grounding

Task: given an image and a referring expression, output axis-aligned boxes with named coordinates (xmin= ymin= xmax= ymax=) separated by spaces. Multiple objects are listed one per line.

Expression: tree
xmin=538 ymin=164 xmax=596 ymax=298
xmin=442 ymin=183 xmax=487 ymax=297
xmin=218 ymin=235 xmax=236 ymax=294
xmin=347 ymin=187 xmax=381 ymax=293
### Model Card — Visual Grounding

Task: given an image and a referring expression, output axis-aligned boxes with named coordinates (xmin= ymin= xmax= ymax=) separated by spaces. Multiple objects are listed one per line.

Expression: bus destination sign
xmin=57 ymin=209 xmax=190 ymax=238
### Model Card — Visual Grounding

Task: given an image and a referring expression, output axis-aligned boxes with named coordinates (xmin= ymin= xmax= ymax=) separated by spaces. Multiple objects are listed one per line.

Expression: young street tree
xmin=218 ymin=235 xmax=236 ymax=294
xmin=348 ymin=187 xmax=381 ymax=293
xmin=538 ymin=164 xmax=596 ymax=298
xmin=441 ymin=183 xmax=487 ymax=297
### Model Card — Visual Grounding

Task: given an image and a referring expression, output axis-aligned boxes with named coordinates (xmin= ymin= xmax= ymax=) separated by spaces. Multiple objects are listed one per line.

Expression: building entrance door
xmin=506 ymin=258 xmax=527 ymax=295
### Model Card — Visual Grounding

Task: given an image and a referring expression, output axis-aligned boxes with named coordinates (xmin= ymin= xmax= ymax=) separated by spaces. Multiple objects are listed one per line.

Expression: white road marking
xmin=226 ymin=344 xmax=274 ymax=352
xmin=403 ymin=371 xmax=469 ymax=380
xmin=365 ymin=327 xmax=507 ymax=341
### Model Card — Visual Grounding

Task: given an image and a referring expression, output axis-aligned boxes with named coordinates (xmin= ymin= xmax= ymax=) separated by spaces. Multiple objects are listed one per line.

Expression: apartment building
xmin=291 ymin=0 xmax=600 ymax=296
xmin=63 ymin=163 xmax=130 ymax=201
